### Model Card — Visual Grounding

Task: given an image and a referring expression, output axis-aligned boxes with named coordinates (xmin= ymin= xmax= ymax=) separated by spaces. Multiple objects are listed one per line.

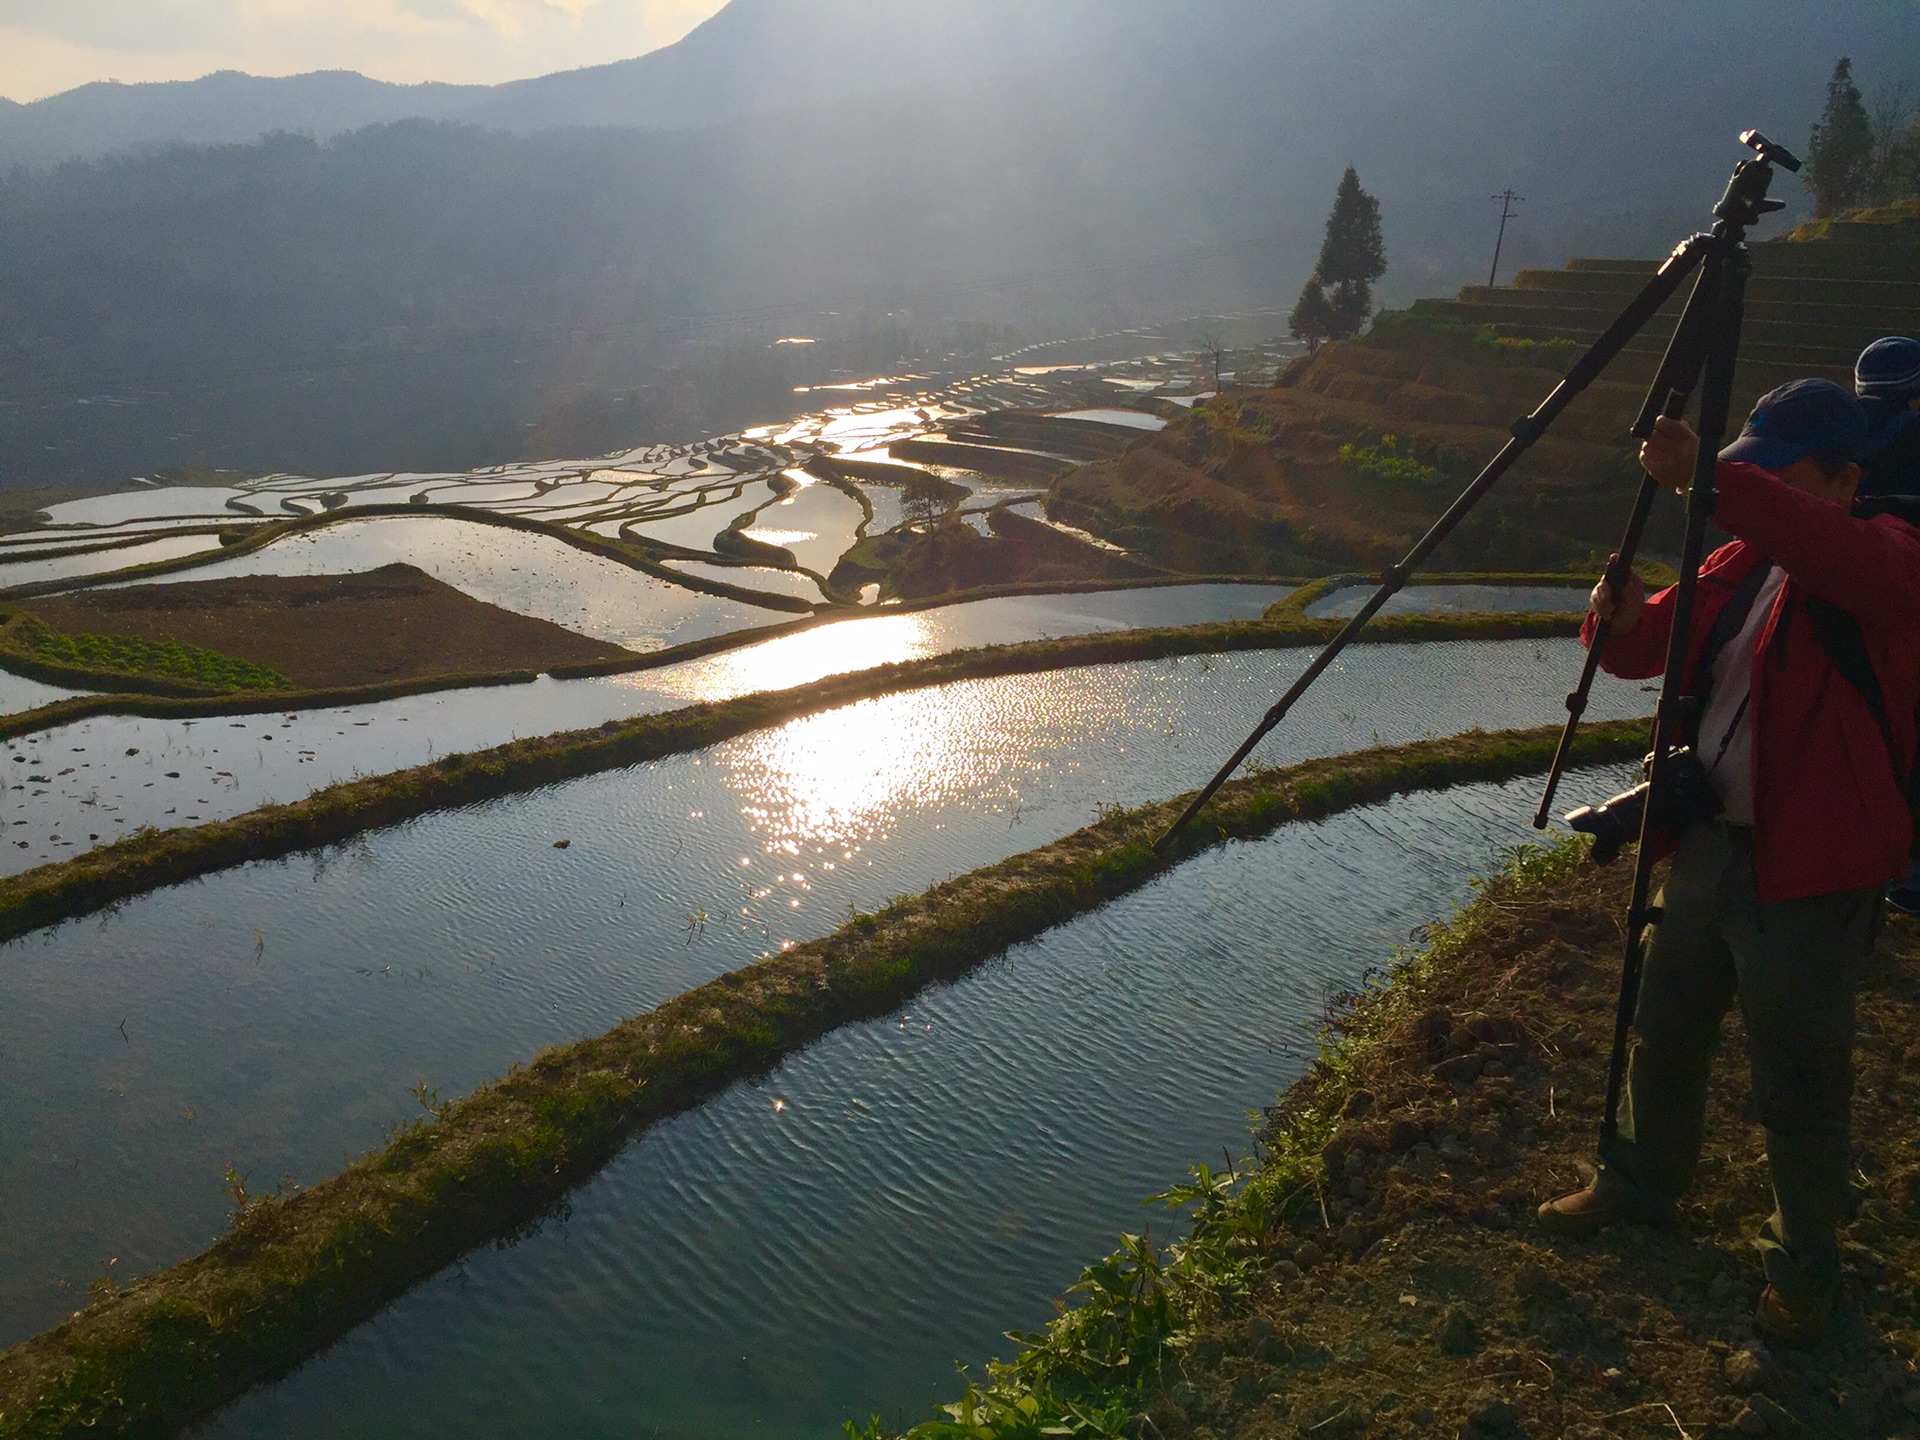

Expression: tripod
xmin=1155 ymin=131 xmax=1801 ymax=1154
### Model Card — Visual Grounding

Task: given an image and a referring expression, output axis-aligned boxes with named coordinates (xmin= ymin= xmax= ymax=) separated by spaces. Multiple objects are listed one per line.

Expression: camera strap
xmin=1705 ymin=692 xmax=1750 ymax=776
xmin=1685 ymin=559 xmax=1776 ymax=746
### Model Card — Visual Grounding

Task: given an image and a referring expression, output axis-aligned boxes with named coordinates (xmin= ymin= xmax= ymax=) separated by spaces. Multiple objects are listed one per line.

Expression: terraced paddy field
xmin=0 ymin=637 xmax=1649 ymax=1355
xmin=0 ymin=346 xmax=1673 ymax=1440
xmin=196 ymin=770 xmax=1634 ymax=1440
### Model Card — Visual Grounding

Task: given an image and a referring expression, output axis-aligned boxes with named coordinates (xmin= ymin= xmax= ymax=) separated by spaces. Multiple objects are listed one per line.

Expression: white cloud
xmin=0 ymin=0 xmax=725 ymax=101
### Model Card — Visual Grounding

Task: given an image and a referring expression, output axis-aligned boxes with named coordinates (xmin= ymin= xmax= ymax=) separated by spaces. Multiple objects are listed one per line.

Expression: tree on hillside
xmin=1194 ymin=327 xmax=1230 ymax=390
xmin=1866 ymin=87 xmax=1920 ymax=205
xmin=1806 ymin=57 xmax=1875 ymax=216
xmin=1288 ymin=280 xmax=1336 ymax=356
xmin=1289 ymin=166 xmax=1386 ymax=354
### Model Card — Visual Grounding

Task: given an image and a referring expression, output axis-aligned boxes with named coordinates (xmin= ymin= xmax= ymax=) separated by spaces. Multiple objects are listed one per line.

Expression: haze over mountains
xmin=3 ymin=0 xmax=1916 ymax=488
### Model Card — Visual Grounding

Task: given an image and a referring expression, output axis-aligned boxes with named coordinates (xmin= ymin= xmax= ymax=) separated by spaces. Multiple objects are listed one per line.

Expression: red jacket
xmin=1585 ymin=460 xmax=1920 ymax=902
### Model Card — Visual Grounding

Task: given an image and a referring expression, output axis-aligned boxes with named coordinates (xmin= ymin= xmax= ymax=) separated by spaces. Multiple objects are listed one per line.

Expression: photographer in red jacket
xmin=1539 ymin=378 xmax=1920 ymax=1344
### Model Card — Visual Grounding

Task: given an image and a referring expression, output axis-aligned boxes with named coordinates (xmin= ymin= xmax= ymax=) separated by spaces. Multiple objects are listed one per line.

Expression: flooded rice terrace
xmin=0 ymin=640 xmax=1647 ymax=1346
xmin=205 ymin=769 xmax=1637 ymax=1440
xmin=0 ymin=344 xmax=1643 ymax=1437
xmin=0 ymin=584 xmax=1289 ymax=872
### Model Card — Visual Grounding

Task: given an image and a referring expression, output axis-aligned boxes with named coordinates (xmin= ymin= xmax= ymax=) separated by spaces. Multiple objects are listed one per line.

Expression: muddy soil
xmin=13 ymin=563 xmax=632 ymax=687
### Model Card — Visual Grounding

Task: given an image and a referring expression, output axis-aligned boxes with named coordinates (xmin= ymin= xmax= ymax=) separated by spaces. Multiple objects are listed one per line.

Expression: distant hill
xmin=0 ymin=0 xmax=1093 ymax=170
xmin=2 ymin=0 xmax=1917 ymax=488
xmin=0 ymin=69 xmax=486 ymax=170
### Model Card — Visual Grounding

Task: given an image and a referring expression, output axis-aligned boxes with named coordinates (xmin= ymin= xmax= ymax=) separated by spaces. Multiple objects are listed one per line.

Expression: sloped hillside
xmin=1050 ymin=207 xmax=1920 ymax=576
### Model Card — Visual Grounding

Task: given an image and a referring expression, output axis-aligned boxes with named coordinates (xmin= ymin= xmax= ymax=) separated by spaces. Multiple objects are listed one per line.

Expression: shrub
xmin=1336 ymin=433 xmax=1440 ymax=487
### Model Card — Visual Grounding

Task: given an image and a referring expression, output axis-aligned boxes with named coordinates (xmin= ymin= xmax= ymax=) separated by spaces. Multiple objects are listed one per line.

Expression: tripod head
xmin=1713 ymin=130 xmax=1803 ymax=235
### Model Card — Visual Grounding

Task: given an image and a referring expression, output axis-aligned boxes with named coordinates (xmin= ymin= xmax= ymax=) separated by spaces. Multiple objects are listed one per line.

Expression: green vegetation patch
xmin=1359 ymin=309 xmax=1580 ymax=362
xmin=0 ymin=718 xmax=1648 ymax=1439
xmin=1335 ymin=433 xmax=1441 ymax=488
xmin=0 ymin=615 xmax=288 ymax=695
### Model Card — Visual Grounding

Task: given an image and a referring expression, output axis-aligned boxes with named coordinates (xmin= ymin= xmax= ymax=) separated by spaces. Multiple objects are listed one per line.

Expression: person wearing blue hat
xmin=1539 ymin=378 xmax=1920 ymax=1346
xmin=1856 ymin=336 xmax=1920 ymax=499
xmin=1855 ymin=341 xmax=1920 ymax=913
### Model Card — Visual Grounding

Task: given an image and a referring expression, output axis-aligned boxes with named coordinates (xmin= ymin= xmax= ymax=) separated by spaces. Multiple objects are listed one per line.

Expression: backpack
xmin=1804 ymin=492 xmax=1920 ymax=859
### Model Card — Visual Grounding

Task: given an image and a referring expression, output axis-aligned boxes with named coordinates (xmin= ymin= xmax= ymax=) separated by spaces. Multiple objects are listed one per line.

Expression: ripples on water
xmin=0 ymin=584 xmax=1292 ymax=873
xmin=201 ymin=770 xmax=1635 ymax=1440
xmin=0 ymin=639 xmax=1645 ymax=1347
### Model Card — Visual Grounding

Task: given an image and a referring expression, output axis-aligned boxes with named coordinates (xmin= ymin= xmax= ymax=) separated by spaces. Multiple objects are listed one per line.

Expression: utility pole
xmin=1487 ymin=188 xmax=1523 ymax=289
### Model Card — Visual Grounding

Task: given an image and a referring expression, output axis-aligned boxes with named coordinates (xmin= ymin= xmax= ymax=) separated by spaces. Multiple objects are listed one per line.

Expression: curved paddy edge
xmin=0 ymin=718 xmax=1649 ymax=1440
xmin=0 ymin=611 xmax=1584 ymax=936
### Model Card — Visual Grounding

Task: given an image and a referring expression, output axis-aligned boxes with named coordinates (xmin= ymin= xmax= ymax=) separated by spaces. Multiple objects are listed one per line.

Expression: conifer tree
xmin=1293 ymin=166 xmax=1387 ymax=348
xmin=1288 ymin=280 xmax=1336 ymax=355
xmin=1806 ymin=57 xmax=1874 ymax=216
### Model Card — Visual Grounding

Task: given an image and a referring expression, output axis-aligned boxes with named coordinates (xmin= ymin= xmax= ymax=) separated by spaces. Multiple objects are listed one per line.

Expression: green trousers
xmin=1595 ymin=820 xmax=1884 ymax=1303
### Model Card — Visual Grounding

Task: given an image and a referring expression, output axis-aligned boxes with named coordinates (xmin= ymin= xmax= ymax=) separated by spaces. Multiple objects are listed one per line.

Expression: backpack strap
xmin=1804 ymin=595 xmax=1913 ymax=795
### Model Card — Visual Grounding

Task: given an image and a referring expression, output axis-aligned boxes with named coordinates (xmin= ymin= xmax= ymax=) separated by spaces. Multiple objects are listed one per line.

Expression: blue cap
xmin=1857 ymin=336 xmax=1920 ymax=401
xmin=1719 ymin=378 xmax=1870 ymax=471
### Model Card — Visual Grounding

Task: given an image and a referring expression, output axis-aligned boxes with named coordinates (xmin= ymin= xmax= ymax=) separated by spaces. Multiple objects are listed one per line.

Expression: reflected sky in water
xmin=201 ymin=771 xmax=1635 ymax=1440
xmin=0 ymin=639 xmax=1646 ymax=1345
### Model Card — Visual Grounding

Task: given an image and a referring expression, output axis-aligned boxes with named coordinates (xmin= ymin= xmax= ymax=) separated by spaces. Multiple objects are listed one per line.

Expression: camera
xmin=1564 ymin=747 xmax=1722 ymax=866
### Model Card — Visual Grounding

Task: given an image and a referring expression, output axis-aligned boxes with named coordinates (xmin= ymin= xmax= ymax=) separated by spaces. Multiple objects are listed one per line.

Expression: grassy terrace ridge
xmin=896 ymin=846 xmax=1920 ymax=1440
xmin=0 ymin=608 xmax=1584 ymax=941
xmin=0 ymin=718 xmax=1650 ymax=1440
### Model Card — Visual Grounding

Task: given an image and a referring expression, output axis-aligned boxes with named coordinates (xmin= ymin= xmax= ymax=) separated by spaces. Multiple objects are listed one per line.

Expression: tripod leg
xmin=1533 ymin=243 xmax=1726 ymax=829
xmin=1531 ymin=477 xmax=1659 ymax=828
xmin=1599 ymin=242 xmax=1752 ymax=1157
xmin=1155 ymin=237 xmax=1711 ymax=851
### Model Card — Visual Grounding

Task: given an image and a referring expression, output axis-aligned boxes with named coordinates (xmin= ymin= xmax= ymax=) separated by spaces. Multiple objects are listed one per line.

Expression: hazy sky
xmin=0 ymin=0 xmax=731 ymax=102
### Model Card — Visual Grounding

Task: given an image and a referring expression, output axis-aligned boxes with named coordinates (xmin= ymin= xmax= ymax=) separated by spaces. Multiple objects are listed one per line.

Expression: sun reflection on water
xmin=646 ymin=613 xmax=941 ymax=703
xmin=717 ymin=673 xmax=1121 ymax=910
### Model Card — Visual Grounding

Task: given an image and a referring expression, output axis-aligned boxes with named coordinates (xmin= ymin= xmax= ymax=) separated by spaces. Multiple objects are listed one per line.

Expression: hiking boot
xmin=1754 ymin=1283 xmax=1833 ymax=1348
xmin=1536 ymin=1185 xmax=1665 ymax=1238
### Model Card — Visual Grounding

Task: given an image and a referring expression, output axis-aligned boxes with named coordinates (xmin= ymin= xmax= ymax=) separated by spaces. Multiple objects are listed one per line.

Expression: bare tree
xmin=1193 ymin=327 xmax=1229 ymax=392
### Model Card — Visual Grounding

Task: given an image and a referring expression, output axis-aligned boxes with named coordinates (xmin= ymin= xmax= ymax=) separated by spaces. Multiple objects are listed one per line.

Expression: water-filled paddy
xmin=200 ymin=769 xmax=1633 ymax=1439
xmin=736 ymin=478 xmax=866 ymax=575
xmin=0 ymin=533 xmax=223 ymax=590
xmin=0 ymin=584 xmax=1292 ymax=871
xmin=0 ymin=639 xmax=1644 ymax=1345
xmin=0 ymin=671 xmax=90 ymax=716
xmin=1048 ymin=407 xmax=1168 ymax=430
xmin=659 ymin=560 xmax=828 ymax=603
xmin=1304 ymin=583 xmax=1589 ymax=619
xmin=103 ymin=516 xmax=781 ymax=649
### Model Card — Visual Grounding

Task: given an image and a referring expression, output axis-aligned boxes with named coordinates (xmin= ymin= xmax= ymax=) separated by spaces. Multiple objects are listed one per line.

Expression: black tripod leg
xmin=1533 ymin=246 xmax=1724 ymax=829
xmin=1598 ymin=242 xmax=1751 ymax=1159
xmin=1155 ymin=237 xmax=1711 ymax=851
xmin=1531 ymin=478 xmax=1660 ymax=828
